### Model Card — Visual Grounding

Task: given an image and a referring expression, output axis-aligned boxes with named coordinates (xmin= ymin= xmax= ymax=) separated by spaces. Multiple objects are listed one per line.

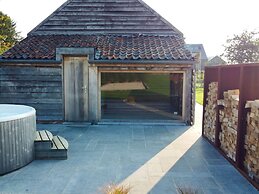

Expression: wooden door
xmin=64 ymin=56 xmax=88 ymax=121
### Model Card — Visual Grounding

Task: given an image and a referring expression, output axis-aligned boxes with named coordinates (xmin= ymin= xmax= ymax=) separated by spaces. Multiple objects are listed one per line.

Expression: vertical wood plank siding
xmin=183 ymin=69 xmax=192 ymax=124
xmin=0 ymin=114 xmax=36 ymax=175
xmin=64 ymin=57 xmax=89 ymax=121
xmin=0 ymin=65 xmax=63 ymax=121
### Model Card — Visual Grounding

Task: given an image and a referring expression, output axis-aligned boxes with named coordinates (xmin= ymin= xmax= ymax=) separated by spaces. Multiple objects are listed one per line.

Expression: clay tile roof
xmin=0 ymin=35 xmax=192 ymax=61
xmin=1 ymin=35 xmax=97 ymax=60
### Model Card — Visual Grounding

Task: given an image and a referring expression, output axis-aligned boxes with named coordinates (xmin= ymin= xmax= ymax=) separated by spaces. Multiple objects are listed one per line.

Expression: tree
xmin=0 ymin=11 xmax=21 ymax=54
xmin=222 ymin=30 xmax=259 ymax=64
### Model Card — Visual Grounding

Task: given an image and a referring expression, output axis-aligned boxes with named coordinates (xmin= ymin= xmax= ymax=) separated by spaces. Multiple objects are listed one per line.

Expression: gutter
xmin=0 ymin=59 xmax=62 ymax=64
xmin=0 ymin=58 xmax=194 ymax=66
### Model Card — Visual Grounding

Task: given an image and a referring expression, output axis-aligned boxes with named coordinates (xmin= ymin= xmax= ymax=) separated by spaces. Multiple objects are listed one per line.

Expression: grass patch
xmin=196 ymin=87 xmax=204 ymax=105
xmin=101 ymin=74 xmax=171 ymax=100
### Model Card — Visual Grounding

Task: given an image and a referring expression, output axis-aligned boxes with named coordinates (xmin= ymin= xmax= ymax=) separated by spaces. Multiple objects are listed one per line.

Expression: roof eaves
xmin=0 ymin=59 xmax=62 ymax=64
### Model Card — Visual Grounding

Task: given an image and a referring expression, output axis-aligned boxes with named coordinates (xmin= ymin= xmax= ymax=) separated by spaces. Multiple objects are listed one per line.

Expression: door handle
xmin=82 ymin=86 xmax=88 ymax=94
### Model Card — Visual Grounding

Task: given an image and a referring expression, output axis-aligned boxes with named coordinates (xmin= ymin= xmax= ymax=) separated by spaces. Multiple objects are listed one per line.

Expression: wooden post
xmin=183 ymin=69 xmax=192 ymax=124
xmin=88 ymin=65 xmax=100 ymax=123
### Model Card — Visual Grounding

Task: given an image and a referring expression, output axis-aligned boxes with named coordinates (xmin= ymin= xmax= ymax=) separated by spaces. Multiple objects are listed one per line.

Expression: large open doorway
xmin=101 ymin=73 xmax=183 ymax=120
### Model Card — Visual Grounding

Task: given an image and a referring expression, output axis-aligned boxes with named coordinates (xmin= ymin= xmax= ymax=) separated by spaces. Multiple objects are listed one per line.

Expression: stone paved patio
xmin=0 ymin=105 xmax=258 ymax=194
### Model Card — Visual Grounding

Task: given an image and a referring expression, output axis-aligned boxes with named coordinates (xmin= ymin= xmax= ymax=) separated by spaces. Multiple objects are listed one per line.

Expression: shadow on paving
xmin=149 ymin=137 xmax=258 ymax=194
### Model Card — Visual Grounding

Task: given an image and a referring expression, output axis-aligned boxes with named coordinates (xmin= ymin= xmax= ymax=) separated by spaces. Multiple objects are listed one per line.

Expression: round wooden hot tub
xmin=0 ymin=104 xmax=36 ymax=175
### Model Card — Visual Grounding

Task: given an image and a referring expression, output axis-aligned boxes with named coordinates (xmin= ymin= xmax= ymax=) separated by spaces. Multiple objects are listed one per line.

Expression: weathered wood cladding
xmin=64 ymin=56 xmax=89 ymax=121
xmin=97 ymin=63 xmax=192 ymax=72
xmin=191 ymin=70 xmax=196 ymax=125
xmin=182 ymin=69 xmax=193 ymax=124
xmin=0 ymin=62 xmax=194 ymax=123
xmin=29 ymin=0 xmax=178 ymax=35
xmin=0 ymin=65 xmax=63 ymax=121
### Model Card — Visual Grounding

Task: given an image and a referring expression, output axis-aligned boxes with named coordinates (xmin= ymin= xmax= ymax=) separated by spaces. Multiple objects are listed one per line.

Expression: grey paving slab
xmin=149 ymin=177 xmax=176 ymax=194
xmin=202 ymin=188 xmax=225 ymax=194
xmin=0 ymin=104 xmax=258 ymax=194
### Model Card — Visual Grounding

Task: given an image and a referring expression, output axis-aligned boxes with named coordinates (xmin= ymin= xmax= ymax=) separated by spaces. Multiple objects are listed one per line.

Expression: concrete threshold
xmin=62 ymin=122 xmax=92 ymax=127
xmin=99 ymin=119 xmax=186 ymax=126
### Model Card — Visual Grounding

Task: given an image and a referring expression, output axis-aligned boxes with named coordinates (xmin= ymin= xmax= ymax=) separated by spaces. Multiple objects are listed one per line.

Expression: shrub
xmin=177 ymin=187 xmax=200 ymax=194
xmin=101 ymin=183 xmax=131 ymax=194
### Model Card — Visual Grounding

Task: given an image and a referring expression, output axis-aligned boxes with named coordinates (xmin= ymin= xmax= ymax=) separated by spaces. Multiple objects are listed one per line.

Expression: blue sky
xmin=0 ymin=0 xmax=258 ymax=57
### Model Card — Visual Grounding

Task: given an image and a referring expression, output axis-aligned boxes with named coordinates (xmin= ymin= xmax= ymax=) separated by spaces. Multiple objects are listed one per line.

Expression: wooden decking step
xmin=47 ymin=136 xmax=69 ymax=160
xmin=35 ymin=135 xmax=69 ymax=160
xmin=34 ymin=130 xmax=68 ymax=160
xmin=34 ymin=130 xmax=53 ymax=151
xmin=52 ymin=136 xmax=69 ymax=150
xmin=35 ymin=130 xmax=53 ymax=142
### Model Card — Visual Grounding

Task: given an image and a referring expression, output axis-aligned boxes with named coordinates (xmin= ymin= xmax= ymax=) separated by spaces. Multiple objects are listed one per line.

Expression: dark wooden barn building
xmin=0 ymin=0 xmax=195 ymax=124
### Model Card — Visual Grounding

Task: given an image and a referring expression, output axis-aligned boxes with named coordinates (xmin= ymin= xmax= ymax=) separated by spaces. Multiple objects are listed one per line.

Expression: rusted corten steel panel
xmin=203 ymin=63 xmax=259 ymax=190
xmin=237 ymin=65 xmax=259 ymax=168
xmin=219 ymin=66 xmax=241 ymax=98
